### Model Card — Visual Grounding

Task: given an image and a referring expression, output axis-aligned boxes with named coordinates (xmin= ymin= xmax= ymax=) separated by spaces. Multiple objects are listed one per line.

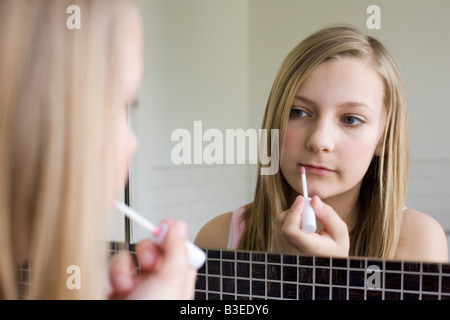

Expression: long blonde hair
xmin=0 ymin=0 xmax=136 ymax=299
xmin=239 ymin=25 xmax=409 ymax=259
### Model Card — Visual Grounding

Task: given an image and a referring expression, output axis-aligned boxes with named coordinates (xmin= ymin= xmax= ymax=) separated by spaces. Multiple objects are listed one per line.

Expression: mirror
xmin=121 ymin=0 xmax=450 ymax=261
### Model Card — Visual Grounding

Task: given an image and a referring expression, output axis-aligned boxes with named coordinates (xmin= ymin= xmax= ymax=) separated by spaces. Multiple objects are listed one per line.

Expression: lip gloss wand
xmin=114 ymin=201 xmax=206 ymax=269
xmin=301 ymin=166 xmax=316 ymax=234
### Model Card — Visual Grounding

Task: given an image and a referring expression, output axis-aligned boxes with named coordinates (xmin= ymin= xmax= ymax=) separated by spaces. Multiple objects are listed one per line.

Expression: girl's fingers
xmin=108 ymin=250 xmax=138 ymax=296
xmin=111 ymin=221 xmax=197 ymax=300
xmin=272 ymin=196 xmax=306 ymax=253
xmin=311 ymin=196 xmax=349 ymax=243
xmin=160 ymin=221 xmax=190 ymax=272
xmin=273 ymin=195 xmax=349 ymax=257
xmin=162 ymin=222 xmax=197 ymax=299
xmin=135 ymin=239 xmax=158 ymax=272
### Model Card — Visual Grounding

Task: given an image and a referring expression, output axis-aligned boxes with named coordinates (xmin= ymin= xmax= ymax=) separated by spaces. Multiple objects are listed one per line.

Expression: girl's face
xmin=281 ymin=58 xmax=385 ymax=203
xmin=115 ymin=7 xmax=144 ymax=197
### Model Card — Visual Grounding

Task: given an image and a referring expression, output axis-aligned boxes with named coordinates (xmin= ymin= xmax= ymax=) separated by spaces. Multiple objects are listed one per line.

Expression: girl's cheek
xmin=340 ymin=131 xmax=378 ymax=161
xmin=283 ymin=125 xmax=302 ymax=149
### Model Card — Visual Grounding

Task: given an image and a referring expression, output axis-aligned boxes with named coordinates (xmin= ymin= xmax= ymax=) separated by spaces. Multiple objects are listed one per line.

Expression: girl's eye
xmin=342 ymin=116 xmax=363 ymax=126
xmin=289 ymin=108 xmax=308 ymax=119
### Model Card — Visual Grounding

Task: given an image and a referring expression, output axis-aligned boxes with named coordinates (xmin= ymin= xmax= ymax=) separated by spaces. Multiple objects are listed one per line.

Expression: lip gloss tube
xmin=301 ymin=167 xmax=317 ymax=234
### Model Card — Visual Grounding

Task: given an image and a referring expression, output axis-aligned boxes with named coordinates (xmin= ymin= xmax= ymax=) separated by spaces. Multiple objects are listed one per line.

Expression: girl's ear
xmin=374 ymin=139 xmax=384 ymax=156
xmin=375 ymin=119 xmax=386 ymax=156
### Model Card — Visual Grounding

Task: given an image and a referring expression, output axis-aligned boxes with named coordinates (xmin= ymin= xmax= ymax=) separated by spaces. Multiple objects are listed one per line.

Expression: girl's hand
xmin=271 ymin=195 xmax=349 ymax=257
xmin=107 ymin=220 xmax=197 ymax=300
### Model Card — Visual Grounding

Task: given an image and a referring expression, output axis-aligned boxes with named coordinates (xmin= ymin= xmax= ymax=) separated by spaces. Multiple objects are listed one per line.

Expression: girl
xmin=0 ymin=0 xmax=196 ymax=299
xmin=195 ymin=25 xmax=449 ymax=263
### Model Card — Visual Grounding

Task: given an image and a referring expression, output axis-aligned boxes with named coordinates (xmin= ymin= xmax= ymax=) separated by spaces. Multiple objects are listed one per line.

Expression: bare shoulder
xmin=194 ymin=212 xmax=232 ymax=249
xmin=395 ymin=208 xmax=449 ymax=263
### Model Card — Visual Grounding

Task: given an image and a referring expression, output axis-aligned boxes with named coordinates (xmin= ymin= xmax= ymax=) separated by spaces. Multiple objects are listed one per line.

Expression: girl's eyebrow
xmin=293 ymin=94 xmax=375 ymax=113
xmin=293 ymin=95 xmax=318 ymax=107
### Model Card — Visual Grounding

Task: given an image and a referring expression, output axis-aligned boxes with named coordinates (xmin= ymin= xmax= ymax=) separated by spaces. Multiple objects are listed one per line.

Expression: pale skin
xmin=107 ymin=7 xmax=197 ymax=299
xmin=195 ymin=58 xmax=449 ymax=263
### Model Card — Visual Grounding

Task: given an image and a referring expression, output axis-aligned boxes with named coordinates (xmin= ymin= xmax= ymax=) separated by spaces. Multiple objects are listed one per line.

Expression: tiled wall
xmin=194 ymin=248 xmax=450 ymax=300
xmin=18 ymin=243 xmax=450 ymax=299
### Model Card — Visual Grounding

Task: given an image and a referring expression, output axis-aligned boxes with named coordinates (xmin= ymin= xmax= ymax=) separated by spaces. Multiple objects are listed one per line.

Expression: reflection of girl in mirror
xmin=195 ymin=25 xmax=449 ymax=262
xmin=0 ymin=0 xmax=196 ymax=299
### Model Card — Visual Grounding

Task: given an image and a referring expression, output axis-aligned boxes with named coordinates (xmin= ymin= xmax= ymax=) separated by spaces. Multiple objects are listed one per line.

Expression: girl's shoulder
xmin=394 ymin=208 xmax=448 ymax=263
xmin=194 ymin=211 xmax=233 ymax=249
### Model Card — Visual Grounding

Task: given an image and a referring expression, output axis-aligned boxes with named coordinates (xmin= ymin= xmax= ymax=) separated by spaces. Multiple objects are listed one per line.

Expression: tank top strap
xmin=227 ymin=206 xmax=246 ymax=250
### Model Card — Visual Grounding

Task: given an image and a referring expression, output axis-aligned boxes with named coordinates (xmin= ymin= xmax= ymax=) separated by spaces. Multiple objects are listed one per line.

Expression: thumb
xmin=282 ymin=195 xmax=305 ymax=232
xmin=160 ymin=221 xmax=197 ymax=299
xmin=161 ymin=221 xmax=190 ymax=270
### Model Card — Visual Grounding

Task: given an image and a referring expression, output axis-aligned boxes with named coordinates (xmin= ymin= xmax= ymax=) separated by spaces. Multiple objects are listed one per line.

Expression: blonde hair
xmin=0 ymin=0 xmax=136 ymax=299
xmin=239 ymin=25 xmax=409 ymax=259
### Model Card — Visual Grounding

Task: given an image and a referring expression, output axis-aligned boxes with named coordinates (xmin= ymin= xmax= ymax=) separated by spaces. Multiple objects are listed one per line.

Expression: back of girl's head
xmin=0 ymin=0 xmax=136 ymax=299
xmin=246 ymin=25 xmax=408 ymax=257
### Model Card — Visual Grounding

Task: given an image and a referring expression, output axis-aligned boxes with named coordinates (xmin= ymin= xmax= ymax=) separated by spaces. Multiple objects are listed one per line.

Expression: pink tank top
xmin=227 ymin=206 xmax=246 ymax=249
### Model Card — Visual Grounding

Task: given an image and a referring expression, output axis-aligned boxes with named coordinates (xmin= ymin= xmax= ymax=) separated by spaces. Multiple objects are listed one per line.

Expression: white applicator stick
xmin=301 ymin=167 xmax=316 ymax=234
xmin=114 ymin=201 xmax=206 ymax=270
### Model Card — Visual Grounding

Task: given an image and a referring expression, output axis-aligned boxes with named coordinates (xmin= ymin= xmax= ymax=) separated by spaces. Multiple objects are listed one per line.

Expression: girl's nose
xmin=305 ymin=119 xmax=335 ymax=153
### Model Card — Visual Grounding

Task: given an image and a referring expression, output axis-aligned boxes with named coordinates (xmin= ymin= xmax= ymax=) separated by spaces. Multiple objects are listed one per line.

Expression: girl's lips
xmin=301 ymin=164 xmax=335 ymax=176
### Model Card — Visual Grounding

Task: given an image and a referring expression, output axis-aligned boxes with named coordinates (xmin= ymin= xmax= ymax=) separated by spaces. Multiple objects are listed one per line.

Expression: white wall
xmin=129 ymin=0 xmax=253 ymax=242
xmin=120 ymin=1 xmax=450 ymax=255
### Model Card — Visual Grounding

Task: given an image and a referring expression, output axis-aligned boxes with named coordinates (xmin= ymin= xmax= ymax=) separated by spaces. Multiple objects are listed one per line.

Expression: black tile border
xmin=192 ymin=248 xmax=450 ymax=300
xmin=28 ymin=243 xmax=436 ymax=300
